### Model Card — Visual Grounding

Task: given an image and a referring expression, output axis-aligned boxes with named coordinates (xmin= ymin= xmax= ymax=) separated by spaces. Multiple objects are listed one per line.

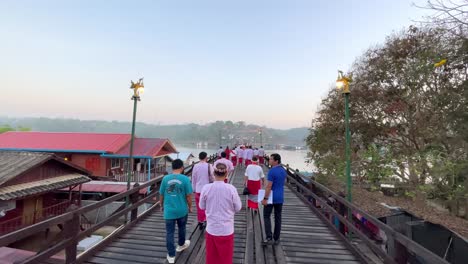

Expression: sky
xmin=0 ymin=0 xmax=430 ymax=129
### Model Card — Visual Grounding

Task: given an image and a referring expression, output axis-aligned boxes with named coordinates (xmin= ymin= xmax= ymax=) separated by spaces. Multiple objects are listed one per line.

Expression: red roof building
xmin=0 ymin=151 xmax=91 ymax=235
xmin=0 ymin=132 xmax=131 ymax=153
xmin=0 ymin=132 xmax=177 ymax=181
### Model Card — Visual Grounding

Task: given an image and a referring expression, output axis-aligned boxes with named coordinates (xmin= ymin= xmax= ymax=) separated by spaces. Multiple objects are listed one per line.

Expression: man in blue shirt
xmin=160 ymin=159 xmax=193 ymax=263
xmin=261 ymin=153 xmax=286 ymax=245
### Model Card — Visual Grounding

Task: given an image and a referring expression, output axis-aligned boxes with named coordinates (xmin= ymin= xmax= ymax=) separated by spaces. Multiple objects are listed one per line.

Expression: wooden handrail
xmin=277 ymin=162 xmax=449 ymax=264
xmin=0 ymin=153 xmax=217 ymax=264
xmin=0 ymin=200 xmax=70 ymax=236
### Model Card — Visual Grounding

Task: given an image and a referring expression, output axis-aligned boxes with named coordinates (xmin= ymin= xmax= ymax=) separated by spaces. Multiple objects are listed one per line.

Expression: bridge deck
xmin=83 ymin=165 xmax=361 ymax=264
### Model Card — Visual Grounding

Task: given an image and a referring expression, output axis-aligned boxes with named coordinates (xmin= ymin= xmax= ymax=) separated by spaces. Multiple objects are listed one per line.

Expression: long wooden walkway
xmin=83 ymin=165 xmax=361 ymax=264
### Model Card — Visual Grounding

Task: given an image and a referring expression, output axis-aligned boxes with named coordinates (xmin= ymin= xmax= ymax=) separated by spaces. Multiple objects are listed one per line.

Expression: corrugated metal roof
xmin=0 ymin=151 xmax=53 ymax=186
xmin=0 ymin=174 xmax=90 ymax=200
xmin=0 ymin=132 xmax=131 ymax=153
xmin=0 ymin=151 xmax=90 ymax=186
xmin=169 ymin=152 xmax=194 ymax=161
xmin=113 ymin=138 xmax=177 ymax=157
xmin=70 ymin=181 xmax=147 ymax=194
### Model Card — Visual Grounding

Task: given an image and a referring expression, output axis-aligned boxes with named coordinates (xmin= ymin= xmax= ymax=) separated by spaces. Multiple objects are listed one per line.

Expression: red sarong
xmin=195 ymin=193 xmax=206 ymax=223
xmin=259 ymin=156 xmax=264 ymax=165
xmin=247 ymin=180 xmax=261 ymax=209
xmin=238 ymin=158 xmax=243 ymax=165
xmin=206 ymin=232 xmax=234 ymax=264
xmin=245 ymin=159 xmax=251 ymax=166
xmin=231 ymin=156 xmax=237 ymax=166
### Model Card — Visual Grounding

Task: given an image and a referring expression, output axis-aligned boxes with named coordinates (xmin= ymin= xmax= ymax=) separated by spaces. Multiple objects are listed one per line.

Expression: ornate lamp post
xmin=127 ymin=78 xmax=144 ymax=191
xmin=336 ymin=71 xmax=352 ymax=204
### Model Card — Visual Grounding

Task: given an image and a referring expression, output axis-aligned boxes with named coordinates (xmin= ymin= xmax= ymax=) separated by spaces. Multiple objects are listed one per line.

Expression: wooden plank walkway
xmin=255 ymin=165 xmax=361 ymax=264
xmin=279 ymin=191 xmax=361 ymax=264
xmin=83 ymin=208 xmax=197 ymax=264
xmin=83 ymin=164 xmax=362 ymax=264
xmin=179 ymin=165 xmax=247 ymax=264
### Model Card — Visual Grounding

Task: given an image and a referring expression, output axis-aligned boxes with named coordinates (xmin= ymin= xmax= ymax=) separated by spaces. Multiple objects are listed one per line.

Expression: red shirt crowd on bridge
xmin=159 ymin=147 xmax=286 ymax=264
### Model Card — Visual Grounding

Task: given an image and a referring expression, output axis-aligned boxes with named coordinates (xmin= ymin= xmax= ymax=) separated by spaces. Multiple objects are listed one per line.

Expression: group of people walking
xmin=217 ymin=145 xmax=266 ymax=167
xmin=159 ymin=150 xmax=286 ymax=264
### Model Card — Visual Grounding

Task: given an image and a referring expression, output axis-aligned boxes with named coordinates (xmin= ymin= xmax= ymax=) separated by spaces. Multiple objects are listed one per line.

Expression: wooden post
xmin=68 ymin=186 xmax=72 ymax=203
xmin=65 ymin=213 xmax=80 ymax=263
xmin=130 ymin=183 xmax=140 ymax=222
xmin=307 ymin=181 xmax=317 ymax=207
xmin=78 ymin=184 xmax=82 ymax=207
xmin=388 ymin=236 xmax=408 ymax=264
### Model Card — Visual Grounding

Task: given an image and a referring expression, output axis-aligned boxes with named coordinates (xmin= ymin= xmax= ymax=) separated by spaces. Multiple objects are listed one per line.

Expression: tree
xmin=0 ymin=125 xmax=31 ymax=133
xmin=417 ymin=0 xmax=468 ymax=33
xmin=307 ymin=25 xmax=467 ymax=209
xmin=0 ymin=125 xmax=14 ymax=134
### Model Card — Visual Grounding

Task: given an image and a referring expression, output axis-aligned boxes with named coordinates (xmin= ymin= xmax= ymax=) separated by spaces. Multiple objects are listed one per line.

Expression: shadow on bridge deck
xmin=83 ymin=165 xmax=362 ymax=264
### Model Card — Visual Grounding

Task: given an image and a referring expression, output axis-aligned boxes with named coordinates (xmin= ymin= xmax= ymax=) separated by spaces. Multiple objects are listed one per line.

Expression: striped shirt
xmin=199 ymin=181 xmax=242 ymax=236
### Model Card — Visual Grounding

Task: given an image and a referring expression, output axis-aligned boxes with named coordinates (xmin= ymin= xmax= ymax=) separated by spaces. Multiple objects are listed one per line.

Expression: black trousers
xmin=263 ymin=203 xmax=283 ymax=241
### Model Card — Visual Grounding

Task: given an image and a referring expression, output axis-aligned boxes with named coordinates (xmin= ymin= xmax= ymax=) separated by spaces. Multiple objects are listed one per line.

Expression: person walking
xmin=217 ymin=146 xmax=224 ymax=158
xmin=237 ymin=146 xmax=244 ymax=167
xmin=214 ymin=152 xmax=234 ymax=182
xmin=258 ymin=146 xmax=265 ymax=165
xmin=231 ymin=146 xmax=238 ymax=167
xmin=245 ymin=146 xmax=254 ymax=166
xmin=199 ymin=163 xmax=242 ymax=264
xmin=244 ymin=156 xmax=265 ymax=210
xmin=254 ymin=147 xmax=259 ymax=160
xmin=224 ymin=146 xmax=231 ymax=159
xmin=159 ymin=159 xmax=193 ymax=263
xmin=261 ymin=153 xmax=286 ymax=246
xmin=191 ymin=152 xmax=214 ymax=228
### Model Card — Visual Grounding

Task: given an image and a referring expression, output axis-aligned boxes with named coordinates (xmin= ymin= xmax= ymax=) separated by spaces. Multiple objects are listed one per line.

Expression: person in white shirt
xmin=253 ymin=148 xmax=259 ymax=159
xmin=213 ymin=152 xmax=234 ymax=182
xmin=258 ymin=146 xmax=265 ymax=165
xmin=244 ymin=156 xmax=265 ymax=210
xmin=216 ymin=146 xmax=223 ymax=158
xmin=245 ymin=146 xmax=254 ymax=166
xmin=231 ymin=146 xmax=238 ymax=166
xmin=237 ymin=146 xmax=244 ymax=167
xmin=191 ymin=152 xmax=214 ymax=227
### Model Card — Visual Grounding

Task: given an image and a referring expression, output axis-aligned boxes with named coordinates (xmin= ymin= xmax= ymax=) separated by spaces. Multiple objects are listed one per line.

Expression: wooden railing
xmin=261 ymin=156 xmax=449 ymax=264
xmin=0 ymin=200 xmax=71 ymax=236
xmin=110 ymin=164 xmax=168 ymax=182
xmin=113 ymin=172 xmax=158 ymax=182
xmin=0 ymin=154 xmax=217 ymax=264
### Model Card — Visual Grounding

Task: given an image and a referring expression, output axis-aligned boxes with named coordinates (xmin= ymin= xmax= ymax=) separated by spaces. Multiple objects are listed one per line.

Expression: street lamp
xmin=127 ymin=78 xmax=144 ymax=191
xmin=336 ymin=71 xmax=352 ymax=204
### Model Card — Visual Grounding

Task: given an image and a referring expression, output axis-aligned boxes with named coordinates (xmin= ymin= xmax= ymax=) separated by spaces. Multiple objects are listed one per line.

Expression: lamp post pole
xmin=344 ymin=92 xmax=352 ymax=204
xmin=336 ymin=71 xmax=352 ymax=204
xmin=336 ymin=71 xmax=352 ymax=237
xmin=127 ymin=97 xmax=138 ymax=191
xmin=125 ymin=78 xmax=144 ymax=219
xmin=260 ymin=130 xmax=263 ymax=146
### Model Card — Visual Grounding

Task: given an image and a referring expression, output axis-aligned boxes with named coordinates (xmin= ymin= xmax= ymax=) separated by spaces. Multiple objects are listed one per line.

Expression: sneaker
xmin=166 ymin=255 xmax=175 ymax=263
xmin=176 ymin=240 xmax=191 ymax=252
xmin=262 ymin=238 xmax=274 ymax=246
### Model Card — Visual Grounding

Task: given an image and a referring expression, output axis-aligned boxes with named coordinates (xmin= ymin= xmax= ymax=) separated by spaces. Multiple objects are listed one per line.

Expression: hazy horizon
xmin=0 ymin=1 xmax=429 ymax=129
xmin=0 ymin=115 xmax=309 ymax=130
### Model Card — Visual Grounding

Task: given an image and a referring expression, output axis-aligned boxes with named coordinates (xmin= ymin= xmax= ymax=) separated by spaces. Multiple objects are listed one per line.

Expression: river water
xmin=175 ymin=146 xmax=314 ymax=172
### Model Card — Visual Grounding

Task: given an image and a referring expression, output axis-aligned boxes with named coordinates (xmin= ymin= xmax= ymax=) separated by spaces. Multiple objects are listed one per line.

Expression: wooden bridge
xmin=0 ymin=155 xmax=450 ymax=264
